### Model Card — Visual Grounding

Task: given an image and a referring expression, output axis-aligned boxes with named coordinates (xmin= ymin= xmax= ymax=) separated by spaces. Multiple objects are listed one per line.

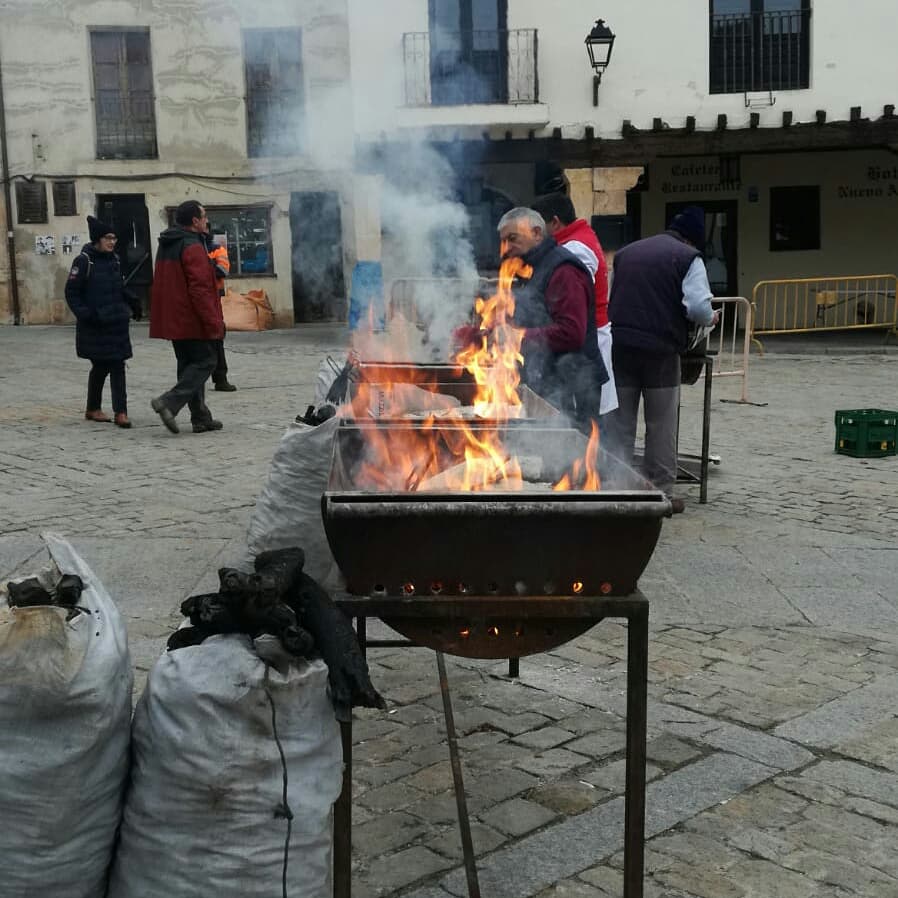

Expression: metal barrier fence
xmin=709 ymin=296 xmax=753 ymax=403
xmin=752 ymin=274 xmax=898 ymax=348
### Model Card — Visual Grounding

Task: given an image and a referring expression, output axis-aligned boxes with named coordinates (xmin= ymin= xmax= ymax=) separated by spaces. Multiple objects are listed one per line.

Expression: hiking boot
xmin=150 ymin=398 xmax=179 ymax=434
xmin=85 ymin=409 xmax=112 ymax=423
xmin=192 ymin=419 xmax=223 ymax=434
xmin=114 ymin=413 xmax=132 ymax=429
xmin=213 ymin=380 xmax=237 ymax=392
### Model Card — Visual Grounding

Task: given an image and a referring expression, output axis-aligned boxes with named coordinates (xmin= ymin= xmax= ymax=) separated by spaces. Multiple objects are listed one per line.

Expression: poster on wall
xmin=61 ymin=235 xmax=81 ymax=255
xmin=35 ymin=235 xmax=56 ymax=255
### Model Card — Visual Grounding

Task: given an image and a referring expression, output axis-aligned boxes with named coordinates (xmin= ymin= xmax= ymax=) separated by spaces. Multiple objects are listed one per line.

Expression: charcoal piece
xmin=7 ymin=577 xmax=54 ymax=608
xmin=281 ymin=624 xmax=316 ymax=657
xmin=286 ymin=572 xmax=386 ymax=722
xmin=55 ymin=574 xmax=84 ymax=606
xmin=167 ymin=627 xmax=208 ymax=651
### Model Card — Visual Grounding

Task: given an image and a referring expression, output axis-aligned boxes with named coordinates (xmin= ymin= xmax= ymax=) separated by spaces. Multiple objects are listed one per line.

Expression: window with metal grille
xmin=244 ymin=29 xmax=304 ymax=158
xmin=52 ymin=181 xmax=77 ymax=216
xmin=770 ymin=185 xmax=820 ymax=251
xmin=166 ymin=204 xmax=274 ymax=276
xmin=710 ymin=1 xmax=811 ymax=94
xmin=91 ymin=29 xmax=158 ymax=159
xmin=15 ymin=181 xmax=48 ymax=224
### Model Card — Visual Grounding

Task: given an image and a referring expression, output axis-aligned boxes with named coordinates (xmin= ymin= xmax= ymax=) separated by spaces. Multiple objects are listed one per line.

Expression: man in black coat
xmin=65 ymin=216 xmax=141 ymax=428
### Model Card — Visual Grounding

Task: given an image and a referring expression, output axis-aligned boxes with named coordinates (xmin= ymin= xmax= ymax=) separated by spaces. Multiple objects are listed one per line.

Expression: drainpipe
xmin=0 ymin=44 xmax=21 ymax=324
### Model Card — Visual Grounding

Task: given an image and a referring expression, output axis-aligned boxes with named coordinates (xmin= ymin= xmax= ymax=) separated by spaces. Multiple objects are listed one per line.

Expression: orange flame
xmin=348 ymin=256 xmax=601 ymax=495
xmin=552 ymin=420 xmax=601 ymax=491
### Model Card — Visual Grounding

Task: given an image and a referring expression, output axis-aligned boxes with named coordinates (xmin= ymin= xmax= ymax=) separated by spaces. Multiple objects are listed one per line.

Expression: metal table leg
xmin=700 ymin=357 xmax=713 ymax=504
xmin=334 ymin=718 xmax=353 ymax=898
xmin=623 ymin=603 xmax=649 ymax=898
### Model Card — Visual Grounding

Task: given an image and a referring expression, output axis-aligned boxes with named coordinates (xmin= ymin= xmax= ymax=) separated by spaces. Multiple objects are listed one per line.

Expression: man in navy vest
xmin=496 ymin=207 xmax=608 ymax=431
xmin=605 ymin=206 xmax=719 ymax=509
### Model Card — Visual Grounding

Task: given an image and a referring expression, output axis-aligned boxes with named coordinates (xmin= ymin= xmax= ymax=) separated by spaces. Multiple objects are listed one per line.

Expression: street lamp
xmin=585 ymin=19 xmax=616 ymax=106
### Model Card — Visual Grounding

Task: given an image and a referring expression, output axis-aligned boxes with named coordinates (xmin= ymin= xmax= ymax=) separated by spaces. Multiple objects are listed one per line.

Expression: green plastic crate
xmin=834 ymin=408 xmax=898 ymax=458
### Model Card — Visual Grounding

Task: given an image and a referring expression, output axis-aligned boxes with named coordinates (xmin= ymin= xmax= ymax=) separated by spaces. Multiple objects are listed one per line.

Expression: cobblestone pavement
xmin=3 ymin=324 xmax=898 ymax=898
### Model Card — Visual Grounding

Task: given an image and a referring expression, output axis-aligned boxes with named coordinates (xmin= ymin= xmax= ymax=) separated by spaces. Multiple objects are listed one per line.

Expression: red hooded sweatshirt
xmin=553 ymin=219 xmax=609 ymax=328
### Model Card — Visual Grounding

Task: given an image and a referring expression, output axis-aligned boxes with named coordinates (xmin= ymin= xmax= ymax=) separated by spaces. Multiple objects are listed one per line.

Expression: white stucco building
xmin=348 ymin=0 xmax=898 ymax=300
xmin=1 ymin=1 xmax=896 ymax=325
xmin=0 ymin=0 xmax=362 ymax=325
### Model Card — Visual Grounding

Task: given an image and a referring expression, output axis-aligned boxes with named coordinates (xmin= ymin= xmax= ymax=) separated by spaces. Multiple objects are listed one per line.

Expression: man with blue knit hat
xmin=605 ymin=206 xmax=719 ymax=511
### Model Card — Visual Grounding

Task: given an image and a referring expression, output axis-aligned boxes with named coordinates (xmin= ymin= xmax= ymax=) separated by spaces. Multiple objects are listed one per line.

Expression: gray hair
xmin=497 ymin=207 xmax=546 ymax=233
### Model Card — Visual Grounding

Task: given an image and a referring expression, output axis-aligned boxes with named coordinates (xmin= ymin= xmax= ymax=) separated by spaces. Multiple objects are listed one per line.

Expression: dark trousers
xmin=159 ymin=339 xmax=216 ymax=423
xmin=604 ymin=347 xmax=681 ymax=494
xmin=87 ymin=360 xmax=127 ymax=414
xmin=212 ymin=338 xmax=228 ymax=384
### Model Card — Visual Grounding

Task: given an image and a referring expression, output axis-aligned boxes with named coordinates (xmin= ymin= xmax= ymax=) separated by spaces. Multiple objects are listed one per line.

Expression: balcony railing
xmin=402 ymin=29 xmax=538 ymax=107
xmin=710 ymin=8 xmax=811 ymax=94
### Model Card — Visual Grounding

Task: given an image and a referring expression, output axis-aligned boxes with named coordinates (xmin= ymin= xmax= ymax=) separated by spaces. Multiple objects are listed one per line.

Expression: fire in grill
xmin=322 ymin=420 xmax=669 ymax=658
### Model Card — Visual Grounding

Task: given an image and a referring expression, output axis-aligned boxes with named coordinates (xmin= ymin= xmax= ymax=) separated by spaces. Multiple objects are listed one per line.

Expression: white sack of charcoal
xmin=108 ymin=547 xmax=385 ymax=898
xmin=0 ymin=532 xmax=132 ymax=898
xmin=244 ymin=414 xmax=344 ymax=589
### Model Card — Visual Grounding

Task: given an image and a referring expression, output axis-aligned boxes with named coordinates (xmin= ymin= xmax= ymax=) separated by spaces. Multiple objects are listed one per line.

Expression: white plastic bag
xmin=244 ymin=416 xmax=343 ymax=587
xmin=0 ymin=532 xmax=132 ymax=898
xmin=108 ymin=634 xmax=342 ymax=898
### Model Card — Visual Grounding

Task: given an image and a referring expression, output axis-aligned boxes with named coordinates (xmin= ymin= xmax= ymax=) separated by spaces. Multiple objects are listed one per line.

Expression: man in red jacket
xmin=532 ymin=193 xmax=618 ymax=415
xmin=149 ymin=201 xmax=225 ymax=434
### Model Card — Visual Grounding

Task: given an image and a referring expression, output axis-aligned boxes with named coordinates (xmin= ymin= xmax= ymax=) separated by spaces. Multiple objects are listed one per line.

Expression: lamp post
xmin=585 ymin=19 xmax=616 ymax=107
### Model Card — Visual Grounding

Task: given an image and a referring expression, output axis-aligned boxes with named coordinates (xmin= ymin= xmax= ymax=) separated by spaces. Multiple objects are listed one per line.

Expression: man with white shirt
xmin=532 ymin=193 xmax=618 ymax=416
xmin=605 ymin=206 xmax=719 ymax=508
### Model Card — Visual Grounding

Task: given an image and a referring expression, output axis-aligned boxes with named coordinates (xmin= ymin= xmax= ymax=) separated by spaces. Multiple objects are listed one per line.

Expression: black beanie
xmin=87 ymin=215 xmax=116 ymax=243
xmin=668 ymin=206 xmax=706 ymax=250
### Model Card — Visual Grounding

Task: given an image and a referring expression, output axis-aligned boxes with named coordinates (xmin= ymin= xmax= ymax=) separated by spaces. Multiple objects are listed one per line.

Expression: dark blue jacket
xmin=65 ymin=246 xmax=135 ymax=361
xmin=609 ymin=231 xmax=700 ymax=354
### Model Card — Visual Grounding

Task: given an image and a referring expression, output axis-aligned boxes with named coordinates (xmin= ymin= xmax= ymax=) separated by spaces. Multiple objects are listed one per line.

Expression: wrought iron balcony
xmin=710 ymin=8 xmax=811 ymax=94
xmin=402 ymin=29 xmax=538 ymax=107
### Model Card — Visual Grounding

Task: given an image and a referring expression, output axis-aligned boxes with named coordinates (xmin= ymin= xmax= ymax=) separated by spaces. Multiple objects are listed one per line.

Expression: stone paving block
xmin=582 ymin=759 xmax=662 ymax=793
xmin=654 ymin=861 xmax=746 ymax=898
xmin=645 ymin=734 xmax=703 ymax=768
xmin=479 ymin=797 xmax=557 ymax=837
xmin=528 ymin=780 xmax=610 ymax=815
xmin=515 ymin=748 xmax=593 ymax=778
xmin=835 ymin=717 xmax=898 ymax=772
xmin=512 ymin=726 xmax=577 ymax=751
xmin=424 ymin=821 xmax=506 ymax=861
xmin=774 ymin=673 xmax=898 ymax=749
xmin=534 ymin=880 xmax=614 ymax=898
xmin=563 ymin=731 xmax=626 ymax=760
xmin=357 ymin=780 xmax=426 ymax=813
xmin=354 ymin=811 xmax=430 ymax=857
xmin=467 ymin=767 xmax=541 ymax=804
xmin=363 ymin=846 xmax=454 ymax=893
xmin=355 ymin=759 xmax=419 ymax=789
xmin=406 ymin=761 xmax=455 ymax=794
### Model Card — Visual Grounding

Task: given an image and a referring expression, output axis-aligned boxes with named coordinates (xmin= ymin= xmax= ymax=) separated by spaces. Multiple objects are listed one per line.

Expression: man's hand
xmin=711 ymin=309 xmax=721 ymax=327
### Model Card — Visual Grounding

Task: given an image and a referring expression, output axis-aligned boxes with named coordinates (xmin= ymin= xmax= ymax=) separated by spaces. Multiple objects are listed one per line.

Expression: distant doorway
xmin=666 ymin=200 xmax=738 ymax=296
xmin=96 ymin=193 xmax=153 ymax=314
xmin=289 ymin=191 xmax=346 ymax=323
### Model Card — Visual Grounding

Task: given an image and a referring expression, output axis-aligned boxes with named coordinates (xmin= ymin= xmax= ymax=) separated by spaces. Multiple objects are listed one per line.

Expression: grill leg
xmin=700 ymin=357 xmax=713 ymax=504
xmin=507 ymin=657 xmax=520 ymax=678
xmin=437 ymin=651 xmax=481 ymax=898
xmin=623 ymin=603 xmax=649 ymax=898
xmin=334 ymin=717 xmax=353 ymax=898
